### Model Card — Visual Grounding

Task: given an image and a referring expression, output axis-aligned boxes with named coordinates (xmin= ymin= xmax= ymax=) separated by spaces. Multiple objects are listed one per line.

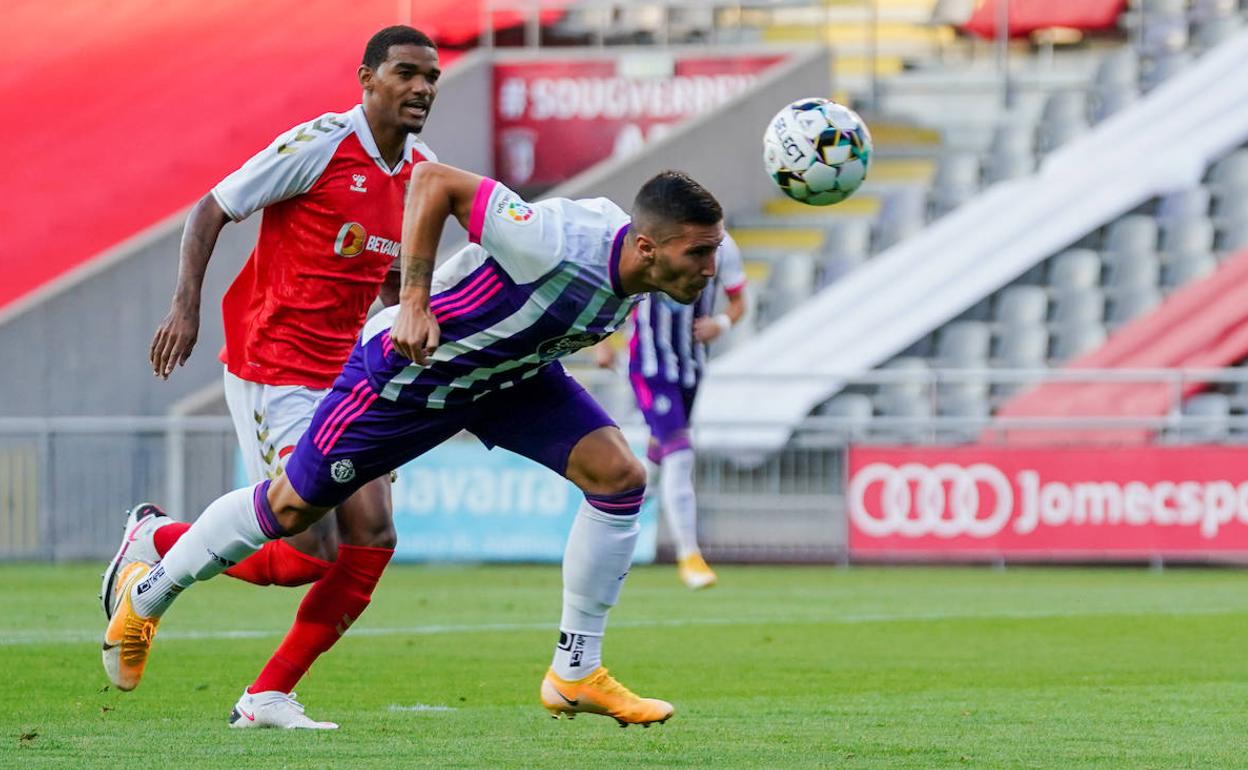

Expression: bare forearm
xmin=175 ymin=194 xmax=230 ymax=310
xmin=726 ymin=290 xmax=747 ymax=324
xmin=399 ymin=163 xmax=484 ymax=305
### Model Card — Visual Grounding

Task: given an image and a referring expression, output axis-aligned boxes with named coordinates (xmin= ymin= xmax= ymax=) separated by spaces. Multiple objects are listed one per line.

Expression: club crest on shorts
xmin=537 ymin=332 xmax=604 ymax=361
xmin=330 ymin=458 xmax=356 ymax=484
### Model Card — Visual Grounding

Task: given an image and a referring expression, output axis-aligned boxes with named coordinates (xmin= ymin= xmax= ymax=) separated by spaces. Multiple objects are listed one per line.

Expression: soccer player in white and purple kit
xmin=623 ymin=234 xmax=747 ymax=589
xmin=103 ymin=162 xmax=725 ymax=727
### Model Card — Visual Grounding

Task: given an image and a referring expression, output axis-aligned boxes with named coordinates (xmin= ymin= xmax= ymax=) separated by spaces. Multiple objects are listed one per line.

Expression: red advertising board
xmin=493 ymin=54 xmax=785 ymax=189
xmin=847 ymin=445 xmax=1248 ymax=561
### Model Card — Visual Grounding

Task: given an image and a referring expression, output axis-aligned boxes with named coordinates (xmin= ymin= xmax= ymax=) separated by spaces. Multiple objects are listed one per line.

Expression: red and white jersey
xmin=212 ymin=105 xmax=435 ymax=388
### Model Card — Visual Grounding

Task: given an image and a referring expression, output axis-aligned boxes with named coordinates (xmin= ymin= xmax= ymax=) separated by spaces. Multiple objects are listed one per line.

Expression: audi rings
xmin=848 ymin=463 xmax=1013 ymax=538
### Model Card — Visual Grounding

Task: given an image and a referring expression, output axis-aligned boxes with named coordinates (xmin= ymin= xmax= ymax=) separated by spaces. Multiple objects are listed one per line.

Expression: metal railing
xmin=5 ymin=366 xmax=1248 ymax=561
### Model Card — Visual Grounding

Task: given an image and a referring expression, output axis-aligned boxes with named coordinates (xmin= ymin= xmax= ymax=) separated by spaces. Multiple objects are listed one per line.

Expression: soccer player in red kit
xmin=100 ymin=25 xmax=441 ymax=728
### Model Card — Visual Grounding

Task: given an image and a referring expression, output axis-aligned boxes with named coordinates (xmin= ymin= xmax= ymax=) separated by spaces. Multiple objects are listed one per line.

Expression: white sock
xmin=553 ymin=501 xmax=639 ymax=679
xmin=131 ymin=484 xmax=273 ymax=617
xmin=644 ymin=458 xmax=661 ymax=502
xmin=660 ymin=449 xmax=701 ymax=560
xmin=552 ymin=631 xmax=603 ymax=681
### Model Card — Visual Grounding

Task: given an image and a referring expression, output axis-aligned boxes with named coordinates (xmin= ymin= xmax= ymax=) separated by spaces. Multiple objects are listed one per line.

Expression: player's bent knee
xmin=579 ymin=454 xmax=646 ymax=495
xmin=342 ymin=521 xmax=397 ymax=549
xmin=266 ymin=476 xmax=331 ymax=535
xmin=336 ymin=478 xmax=396 ymax=549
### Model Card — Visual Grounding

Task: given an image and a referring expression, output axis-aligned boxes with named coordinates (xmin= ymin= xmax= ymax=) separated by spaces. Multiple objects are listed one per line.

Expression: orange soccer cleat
xmin=677 ymin=552 xmax=718 ymax=590
xmin=541 ymin=666 xmax=674 ymax=727
xmin=101 ymin=563 xmax=161 ymax=691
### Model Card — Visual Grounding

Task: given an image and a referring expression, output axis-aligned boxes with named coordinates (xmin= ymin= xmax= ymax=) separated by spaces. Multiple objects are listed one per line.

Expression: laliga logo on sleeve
xmin=505 ymin=201 xmax=535 ymax=223
xmin=495 ymin=194 xmax=535 ymax=225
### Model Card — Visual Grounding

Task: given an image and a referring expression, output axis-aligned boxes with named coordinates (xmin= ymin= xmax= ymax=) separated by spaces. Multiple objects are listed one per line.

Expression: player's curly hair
xmin=632 ymin=171 xmax=723 ymax=236
xmin=363 ymin=26 xmax=437 ymax=69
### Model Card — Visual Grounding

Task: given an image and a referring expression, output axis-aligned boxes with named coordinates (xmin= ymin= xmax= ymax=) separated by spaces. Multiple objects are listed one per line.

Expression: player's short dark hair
xmin=632 ymin=171 xmax=723 ymax=237
xmin=363 ymin=26 xmax=437 ymax=70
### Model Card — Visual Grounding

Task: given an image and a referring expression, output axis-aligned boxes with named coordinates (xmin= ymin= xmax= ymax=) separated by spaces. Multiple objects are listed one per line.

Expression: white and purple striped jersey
xmin=360 ymin=178 xmax=638 ymax=408
xmin=628 ymin=233 xmax=746 ymax=389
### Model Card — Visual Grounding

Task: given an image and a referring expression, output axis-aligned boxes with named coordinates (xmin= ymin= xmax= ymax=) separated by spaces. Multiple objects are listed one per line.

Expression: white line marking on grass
xmin=389 ymin=704 xmax=456 ymax=713
xmin=3 ymin=606 xmax=1245 ymax=646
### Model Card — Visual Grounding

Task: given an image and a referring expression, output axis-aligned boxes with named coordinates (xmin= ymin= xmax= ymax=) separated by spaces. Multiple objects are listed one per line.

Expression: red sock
xmin=155 ymin=520 xmax=329 ymax=587
xmin=152 ymin=521 xmax=190 ymax=557
xmin=223 ymin=540 xmax=331 ymax=587
xmin=250 ymin=544 xmax=394 ymax=694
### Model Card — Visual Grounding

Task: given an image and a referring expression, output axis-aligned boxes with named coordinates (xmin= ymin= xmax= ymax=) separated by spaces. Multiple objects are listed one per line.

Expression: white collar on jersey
xmin=348 ymin=104 xmax=423 ymax=176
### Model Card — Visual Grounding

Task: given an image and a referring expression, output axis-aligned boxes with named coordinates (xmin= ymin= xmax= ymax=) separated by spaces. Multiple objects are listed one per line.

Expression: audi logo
xmin=848 ymin=463 xmax=1014 ymax=538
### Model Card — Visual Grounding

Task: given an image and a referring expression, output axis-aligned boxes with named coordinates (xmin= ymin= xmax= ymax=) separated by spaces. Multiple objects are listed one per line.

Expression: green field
xmin=3 ymin=564 xmax=1248 ymax=768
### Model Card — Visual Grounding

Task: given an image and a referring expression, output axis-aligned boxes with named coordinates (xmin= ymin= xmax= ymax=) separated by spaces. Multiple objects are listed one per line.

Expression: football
xmin=763 ymin=98 xmax=873 ymax=206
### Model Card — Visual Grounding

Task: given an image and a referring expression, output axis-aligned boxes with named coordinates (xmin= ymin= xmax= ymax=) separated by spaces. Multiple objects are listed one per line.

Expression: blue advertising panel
xmin=389 ymin=438 xmax=658 ymax=563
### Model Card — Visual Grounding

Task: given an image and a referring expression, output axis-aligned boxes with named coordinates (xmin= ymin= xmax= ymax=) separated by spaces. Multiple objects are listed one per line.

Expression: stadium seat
xmin=875 ymin=188 xmax=927 ymax=249
xmin=1139 ymin=13 xmax=1190 ymax=58
xmin=1207 ymin=148 xmax=1248 ymax=191
xmin=815 ymin=392 xmax=874 ymax=439
xmin=1211 ymin=186 xmax=1248 ymax=222
xmin=1142 ymin=51 xmax=1194 ymax=91
xmin=1050 ymin=322 xmax=1107 ymax=360
xmin=1179 ymin=392 xmax=1231 ymax=442
xmin=1194 ymin=13 xmax=1242 ymax=49
xmin=822 ymin=219 xmax=873 ymax=260
xmin=1105 ymin=215 xmax=1160 ymax=255
xmin=1192 ymin=0 xmax=1239 ymax=20
xmin=1218 ymin=220 xmax=1248 ymax=250
xmin=1048 ymin=249 xmax=1103 ymax=291
xmin=1036 ymin=91 xmax=1088 ymax=156
xmin=1051 ymin=287 xmax=1106 ymax=325
xmin=1160 ymin=216 xmax=1216 ymax=255
xmin=1156 ymin=187 xmax=1211 ymax=223
xmin=1106 ymin=286 xmax=1163 ymax=326
xmin=874 ymin=390 xmax=934 ymax=443
xmin=1162 ymin=252 xmax=1218 ymax=287
xmin=877 ymin=357 xmax=931 ymax=404
xmin=1104 ymin=251 xmax=1161 ymax=289
xmin=995 ymin=324 xmax=1050 ymax=368
xmin=984 ymin=141 xmax=1033 ymax=184
xmin=935 ymin=321 xmax=991 ymax=366
xmin=1094 ymin=48 xmax=1140 ymax=87
xmin=930 ymin=152 xmax=981 ymax=216
xmin=1088 ymin=83 xmax=1139 ymax=124
xmin=994 ymin=285 xmax=1049 ymax=328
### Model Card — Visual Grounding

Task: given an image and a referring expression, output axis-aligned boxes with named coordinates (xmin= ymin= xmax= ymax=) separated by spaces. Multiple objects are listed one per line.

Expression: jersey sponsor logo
xmin=536 ymin=332 xmax=605 ymax=361
xmin=350 ymin=173 xmax=368 ymax=193
xmin=334 ymin=223 xmax=368 ymax=257
xmin=364 ymin=235 xmax=401 ymax=258
xmin=330 ymin=458 xmax=356 ymax=484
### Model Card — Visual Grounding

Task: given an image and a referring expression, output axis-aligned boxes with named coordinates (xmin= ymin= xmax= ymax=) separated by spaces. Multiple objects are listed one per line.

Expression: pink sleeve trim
xmin=467 ymin=178 xmax=498 ymax=245
xmin=723 ymin=281 xmax=747 ymax=297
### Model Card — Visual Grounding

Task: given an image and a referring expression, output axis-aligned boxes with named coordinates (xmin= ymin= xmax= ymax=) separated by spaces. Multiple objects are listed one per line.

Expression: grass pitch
xmin=2 ymin=563 xmax=1247 ymax=768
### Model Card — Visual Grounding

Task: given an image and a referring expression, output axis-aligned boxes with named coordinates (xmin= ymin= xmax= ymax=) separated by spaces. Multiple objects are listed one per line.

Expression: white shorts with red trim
xmin=223 ymin=367 xmax=329 ymax=484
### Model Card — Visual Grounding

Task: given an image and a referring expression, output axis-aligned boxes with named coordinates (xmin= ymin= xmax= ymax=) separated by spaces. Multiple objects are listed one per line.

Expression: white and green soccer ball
xmin=763 ymin=98 xmax=872 ymax=206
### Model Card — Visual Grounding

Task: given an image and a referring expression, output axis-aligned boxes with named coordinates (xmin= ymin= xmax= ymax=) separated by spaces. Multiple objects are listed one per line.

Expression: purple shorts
xmin=629 ymin=373 xmax=697 ymax=459
xmin=285 ymin=356 xmax=616 ymax=508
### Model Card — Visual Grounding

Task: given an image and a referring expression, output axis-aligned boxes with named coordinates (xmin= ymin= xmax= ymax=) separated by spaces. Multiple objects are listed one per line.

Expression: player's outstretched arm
xmin=391 ymin=163 xmax=484 ymax=364
xmin=693 ymin=287 xmax=748 ymax=343
xmin=150 ymin=194 xmax=231 ymax=379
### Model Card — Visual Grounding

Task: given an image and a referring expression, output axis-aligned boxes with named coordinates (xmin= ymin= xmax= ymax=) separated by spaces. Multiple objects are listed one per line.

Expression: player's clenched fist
xmin=149 ymin=303 xmax=200 ymax=379
xmin=389 ymin=303 xmax=440 ymax=365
